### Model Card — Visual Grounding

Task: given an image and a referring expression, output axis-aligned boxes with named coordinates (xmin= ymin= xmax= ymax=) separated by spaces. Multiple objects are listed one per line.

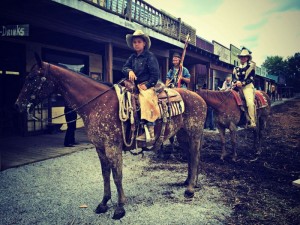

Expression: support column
xmin=189 ymin=65 xmax=196 ymax=91
xmin=161 ymin=56 xmax=169 ymax=82
xmin=206 ymin=63 xmax=211 ymax=89
xmin=105 ymin=42 xmax=113 ymax=83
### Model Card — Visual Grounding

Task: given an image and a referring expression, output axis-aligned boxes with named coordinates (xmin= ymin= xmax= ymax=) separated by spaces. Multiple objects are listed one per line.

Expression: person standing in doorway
xmin=64 ymin=105 xmax=77 ymax=147
xmin=202 ymin=84 xmax=216 ymax=130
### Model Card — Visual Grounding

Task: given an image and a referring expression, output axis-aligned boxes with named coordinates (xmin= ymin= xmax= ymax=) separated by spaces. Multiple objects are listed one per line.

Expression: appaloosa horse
xmin=197 ymin=89 xmax=271 ymax=161
xmin=15 ymin=55 xmax=207 ymax=219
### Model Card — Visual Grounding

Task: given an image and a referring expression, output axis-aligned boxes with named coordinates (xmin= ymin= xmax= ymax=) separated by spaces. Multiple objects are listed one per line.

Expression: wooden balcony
xmin=84 ymin=0 xmax=196 ymax=45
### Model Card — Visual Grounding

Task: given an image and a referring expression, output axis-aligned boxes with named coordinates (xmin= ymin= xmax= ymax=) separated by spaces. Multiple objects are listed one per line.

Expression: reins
xmin=30 ymin=63 xmax=125 ymax=124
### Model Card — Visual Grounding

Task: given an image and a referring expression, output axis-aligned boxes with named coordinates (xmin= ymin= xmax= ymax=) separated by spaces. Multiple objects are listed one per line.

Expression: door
xmin=0 ymin=41 xmax=26 ymax=136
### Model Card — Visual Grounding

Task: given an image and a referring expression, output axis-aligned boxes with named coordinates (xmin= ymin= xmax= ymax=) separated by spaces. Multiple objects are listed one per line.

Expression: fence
xmin=85 ymin=0 xmax=196 ymax=45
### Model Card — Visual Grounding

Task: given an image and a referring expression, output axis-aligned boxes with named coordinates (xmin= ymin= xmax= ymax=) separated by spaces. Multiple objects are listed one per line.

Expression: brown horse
xmin=15 ymin=55 xmax=207 ymax=220
xmin=197 ymin=89 xmax=271 ymax=161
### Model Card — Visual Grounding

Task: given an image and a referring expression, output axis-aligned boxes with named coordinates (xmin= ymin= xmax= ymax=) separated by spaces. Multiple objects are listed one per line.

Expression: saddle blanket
xmin=231 ymin=90 xmax=268 ymax=109
xmin=255 ymin=90 xmax=268 ymax=108
xmin=158 ymin=100 xmax=185 ymax=119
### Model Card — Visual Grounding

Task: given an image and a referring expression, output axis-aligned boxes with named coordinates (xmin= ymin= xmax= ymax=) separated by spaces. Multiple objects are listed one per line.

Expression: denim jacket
xmin=122 ymin=50 xmax=159 ymax=88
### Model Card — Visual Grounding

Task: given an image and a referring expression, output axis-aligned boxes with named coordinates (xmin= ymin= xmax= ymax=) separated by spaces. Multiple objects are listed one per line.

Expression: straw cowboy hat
xmin=238 ymin=47 xmax=252 ymax=60
xmin=126 ymin=30 xmax=151 ymax=50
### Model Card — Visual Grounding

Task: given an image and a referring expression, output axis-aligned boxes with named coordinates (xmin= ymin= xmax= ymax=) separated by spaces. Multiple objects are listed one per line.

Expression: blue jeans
xmin=205 ymin=107 xmax=215 ymax=130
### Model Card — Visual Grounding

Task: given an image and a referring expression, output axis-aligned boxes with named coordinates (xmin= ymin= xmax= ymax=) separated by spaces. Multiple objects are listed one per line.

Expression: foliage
xmin=261 ymin=56 xmax=287 ymax=77
xmin=262 ymin=53 xmax=300 ymax=92
xmin=286 ymin=53 xmax=300 ymax=92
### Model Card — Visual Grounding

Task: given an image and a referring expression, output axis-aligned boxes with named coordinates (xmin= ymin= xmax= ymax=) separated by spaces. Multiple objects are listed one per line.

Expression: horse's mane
xmin=199 ymin=89 xmax=233 ymax=102
xmin=51 ymin=63 xmax=113 ymax=87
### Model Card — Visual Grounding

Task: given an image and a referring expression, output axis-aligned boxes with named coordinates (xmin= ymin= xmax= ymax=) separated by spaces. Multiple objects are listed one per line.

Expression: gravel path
xmin=0 ymin=148 xmax=231 ymax=225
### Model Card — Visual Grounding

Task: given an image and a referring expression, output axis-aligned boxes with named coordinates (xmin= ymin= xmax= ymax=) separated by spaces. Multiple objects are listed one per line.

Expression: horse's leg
xmin=228 ymin=123 xmax=238 ymax=161
xmin=219 ymin=126 xmax=227 ymax=160
xmin=107 ymin=144 xmax=126 ymax=220
xmin=255 ymin=118 xmax=262 ymax=155
xmin=184 ymin=136 xmax=201 ymax=198
xmin=169 ymin=136 xmax=175 ymax=152
xmin=95 ymin=148 xmax=112 ymax=214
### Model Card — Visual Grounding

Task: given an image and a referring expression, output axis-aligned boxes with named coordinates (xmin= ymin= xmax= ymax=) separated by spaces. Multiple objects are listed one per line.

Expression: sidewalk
xmin=0 ymin=128 xmax=93 ymax=171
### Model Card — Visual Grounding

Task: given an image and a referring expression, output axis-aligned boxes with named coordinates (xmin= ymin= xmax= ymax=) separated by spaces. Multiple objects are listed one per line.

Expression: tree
xmin=261 ymin=56 xmax=288 ymax=77
xmin=286 ymin=53 xmax=300 ymax=92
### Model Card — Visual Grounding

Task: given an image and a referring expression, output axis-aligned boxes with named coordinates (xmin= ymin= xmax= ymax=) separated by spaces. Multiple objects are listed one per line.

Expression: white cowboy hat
xmin=238 ymin=48 xmax=252 ymax=60
xmin=126 ymin=30 xmax=151 ymax=50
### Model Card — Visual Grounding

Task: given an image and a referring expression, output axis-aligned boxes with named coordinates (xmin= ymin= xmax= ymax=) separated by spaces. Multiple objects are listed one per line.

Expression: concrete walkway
xmin=0 ymin=128 xmax=93 ymax=171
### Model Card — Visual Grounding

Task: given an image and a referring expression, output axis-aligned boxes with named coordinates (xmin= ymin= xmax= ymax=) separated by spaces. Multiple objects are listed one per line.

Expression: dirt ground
xmin=159 ymin=97 xmax=300 ymax=225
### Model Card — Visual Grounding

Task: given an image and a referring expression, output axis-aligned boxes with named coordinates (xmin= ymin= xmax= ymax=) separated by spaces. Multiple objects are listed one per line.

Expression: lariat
xmin=114 ymin=84 xmax=135 ymax=147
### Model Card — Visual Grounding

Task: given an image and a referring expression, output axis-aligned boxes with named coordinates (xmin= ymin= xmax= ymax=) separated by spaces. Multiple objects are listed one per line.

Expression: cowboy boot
xmin=136 ymin=125 xmax=151 ymax=141
xmin=147 ymin=125 xmax=155 ymax=141
xmin=136 ymin=132 xmax=146 ymax=141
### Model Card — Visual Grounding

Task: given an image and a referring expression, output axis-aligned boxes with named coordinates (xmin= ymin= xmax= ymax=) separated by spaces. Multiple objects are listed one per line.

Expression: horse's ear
xmin=34 ymin=52 xmax=42 ymax=67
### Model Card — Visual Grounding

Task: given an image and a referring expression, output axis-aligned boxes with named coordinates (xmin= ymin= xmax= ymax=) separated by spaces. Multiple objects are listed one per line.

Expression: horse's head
xmin=15 ymin=54 xmax=56 ymax=114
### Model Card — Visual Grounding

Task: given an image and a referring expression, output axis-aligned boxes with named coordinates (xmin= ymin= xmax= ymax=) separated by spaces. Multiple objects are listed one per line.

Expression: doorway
xmin=0 ymin=41 xmax=26 ymax=136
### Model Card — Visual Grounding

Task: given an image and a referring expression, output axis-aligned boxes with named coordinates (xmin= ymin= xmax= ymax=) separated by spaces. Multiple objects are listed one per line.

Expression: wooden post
xmin=161 ymin=56 xmax=169 ymax=82
xmin=105 ymin=42 xmax=113 ymax=83
xmin=206 ymin=63 xmax=211 ymax=89
xmin=178 ymin=18 xmax=182 ymax=41
xmin=127 ymin=0 xmax=132 ymax=21
xmin=189 ymin=64 xmax=196 ymax=91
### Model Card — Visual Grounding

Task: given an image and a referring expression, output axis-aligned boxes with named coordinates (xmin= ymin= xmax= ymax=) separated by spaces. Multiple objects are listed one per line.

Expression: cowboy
xmin=232 ymin=47 xmax=256 ymax=128
xmin=122 ymin=30 xmax=160 ymax=141
xmin=165 ymin=52 xmax=191 ymax=89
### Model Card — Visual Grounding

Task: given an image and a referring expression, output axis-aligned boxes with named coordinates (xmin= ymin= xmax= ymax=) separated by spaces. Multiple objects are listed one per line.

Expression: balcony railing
xmin=84 ymin=0 xmax=196 ymax=45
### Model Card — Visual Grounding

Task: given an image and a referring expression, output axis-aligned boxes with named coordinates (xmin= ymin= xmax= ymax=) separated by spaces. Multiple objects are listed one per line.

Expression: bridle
xmin=26 ymin=63 xmax=119 ymax=124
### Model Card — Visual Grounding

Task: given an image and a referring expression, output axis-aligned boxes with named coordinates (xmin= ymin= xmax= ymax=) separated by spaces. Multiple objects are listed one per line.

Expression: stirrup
xmin=136 ymin=125 xmax=151 ymax=142
xmin=136 ymin=133 xmax=146 ymax=141
xmin=248 ymin=123 xmax=256 ymax=128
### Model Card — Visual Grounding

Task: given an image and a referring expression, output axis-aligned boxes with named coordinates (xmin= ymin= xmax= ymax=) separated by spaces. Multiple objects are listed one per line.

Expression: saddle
xmin=114 ymin=80 xmax=185 ymax=148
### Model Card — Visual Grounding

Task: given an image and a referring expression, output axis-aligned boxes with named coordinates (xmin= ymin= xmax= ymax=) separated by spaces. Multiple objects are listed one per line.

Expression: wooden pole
xmin=105 ymin=42 xmax=113 ymax=83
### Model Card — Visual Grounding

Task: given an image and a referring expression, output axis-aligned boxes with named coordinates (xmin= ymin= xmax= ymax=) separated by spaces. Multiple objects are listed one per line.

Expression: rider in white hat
xmin=232 ymin=47 xmax=257 ymax=128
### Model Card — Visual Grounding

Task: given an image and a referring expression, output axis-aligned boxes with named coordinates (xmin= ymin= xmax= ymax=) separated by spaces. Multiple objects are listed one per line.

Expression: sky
xmin=145 ymin=0 xmax=300 ymax=66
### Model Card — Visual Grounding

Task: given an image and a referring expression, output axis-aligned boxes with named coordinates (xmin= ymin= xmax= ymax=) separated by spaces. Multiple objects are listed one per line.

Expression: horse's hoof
xmin=194 ymin=183 xmax=201 ymax=189
xmin=220 ymin=152 xmax=229 ymax=161
xmin=256 ymin=150 xmax=262 ymax=155
xmin=184 ymin=189 xmax=194 ymax=198
xmin=95 ymin=204 xmax=108 ymax=214
xmin=183 ymin=180 xmax=189 ymax=186
xmin=112 ymin=206 xmax=126 ymax=220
